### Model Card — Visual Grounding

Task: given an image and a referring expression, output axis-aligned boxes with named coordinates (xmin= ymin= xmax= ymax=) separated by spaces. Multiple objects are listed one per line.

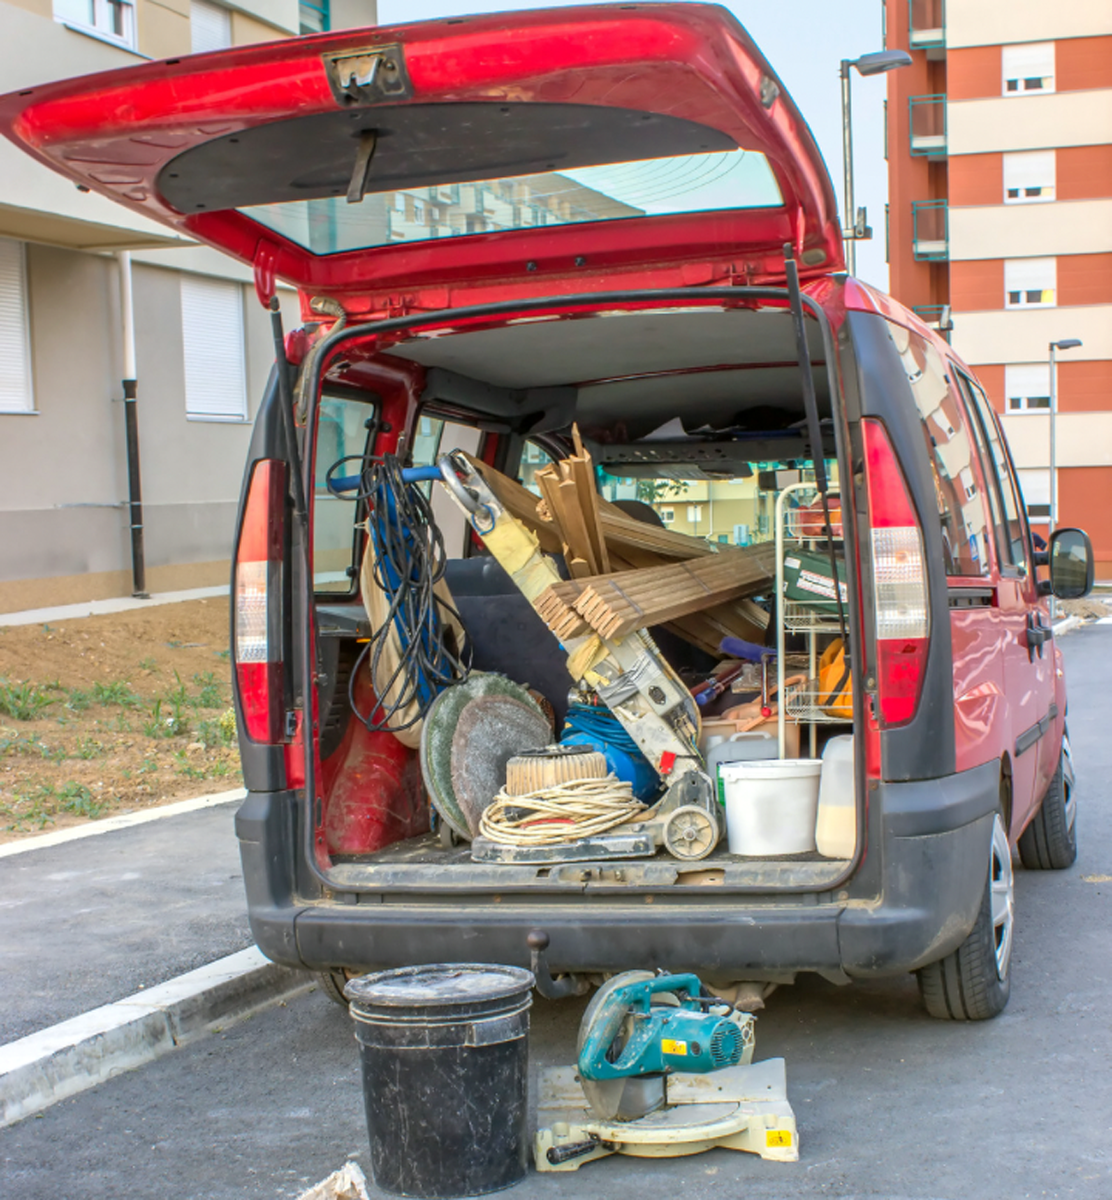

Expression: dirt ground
xmin=1060 ymin=595 xmax=1111 ymax=620
xmin=0 ymin=599 xmax=241 ymax=842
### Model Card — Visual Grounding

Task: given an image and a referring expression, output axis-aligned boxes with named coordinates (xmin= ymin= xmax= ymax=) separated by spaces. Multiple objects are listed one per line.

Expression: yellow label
xmin=660 ymin=1039 xmax=688 ymax=1056
xmin=766 ymin=1129 xmax=793 ymax=1148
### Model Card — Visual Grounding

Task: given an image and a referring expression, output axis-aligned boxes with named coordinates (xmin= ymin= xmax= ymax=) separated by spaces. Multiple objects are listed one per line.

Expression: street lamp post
xmin=1048 ymin=338 xmax=1083 ymax=537
xmin=840 ymin=50 xmax=912 ymax=275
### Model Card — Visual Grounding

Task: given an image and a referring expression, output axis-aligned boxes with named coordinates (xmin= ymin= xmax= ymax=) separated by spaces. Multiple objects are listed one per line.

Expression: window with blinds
xmin=1005 ymin=363 xmax=1052 ymax=413
xmin=1004 ymin=258 xmax=1056 ymax=309
xmin=0 ymin=238 xmax=33 ymax=414
xmin=1002 ymin=42 xmax=1055 ymax=96
xmin=1017 ymin=469 xmax=1051 ymax=520
xmin=1003 ymin=151 xmax=1055 ymax=204
xmin=180 ymin=274 xmax=247 ymax=422
xmin=191 ymin=0 xmax=231 ymax=54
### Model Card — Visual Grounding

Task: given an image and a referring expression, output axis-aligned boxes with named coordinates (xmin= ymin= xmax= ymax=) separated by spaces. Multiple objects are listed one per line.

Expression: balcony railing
xmin=912 ymin=200 xmax=949 ymax=260
xmin=912 ymin=305 xmax=954 ymax=342
xmin=909 ymin=95 xmax=947 ymax=156
xmin=908 ymin=0 xmax=945 ymax=49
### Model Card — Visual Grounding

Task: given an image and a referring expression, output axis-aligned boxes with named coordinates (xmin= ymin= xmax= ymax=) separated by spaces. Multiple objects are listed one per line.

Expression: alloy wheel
xmin=990 ymin=813 xmax=1015 ymax=980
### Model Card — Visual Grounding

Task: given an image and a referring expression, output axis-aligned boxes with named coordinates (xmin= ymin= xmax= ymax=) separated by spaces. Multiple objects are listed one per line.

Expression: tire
xmin=316 ymin=968 xmax=352 ymax=1008
xmin=1018 ymin=729 xmax=1077 ymax=870
xmin=917 ymin=811 xmax=1014 ymax=1021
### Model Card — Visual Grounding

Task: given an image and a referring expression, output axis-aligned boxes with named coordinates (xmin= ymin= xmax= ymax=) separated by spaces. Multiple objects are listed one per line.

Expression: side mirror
xmin=1048 ymin=527 xmax=1095 ymax=599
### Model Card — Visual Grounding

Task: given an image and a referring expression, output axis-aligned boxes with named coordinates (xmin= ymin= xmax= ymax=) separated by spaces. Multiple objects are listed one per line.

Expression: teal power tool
xmin=576 ymin=971 xmax=754 ymax=1122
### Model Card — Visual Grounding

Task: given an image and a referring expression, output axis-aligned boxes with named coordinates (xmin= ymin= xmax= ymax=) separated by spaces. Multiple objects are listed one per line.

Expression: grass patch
xmin=191 ymin=672 xmax=224 ymax=709
xmin=138 ymin=657 xmax=159 ymax=672
xmin=66 ymin=688 xmax=92 ymax=712
xmin=0 ymin=679 xmax=55 ymax=721
xmin=74 ymin=737 xmax=106 ymax=760
xmin=91 ymin=680 xmax=142 ymax=708
xmin=144 ymin=693 xmax=190 ymax=739
xmin=2 ymin=781 xmax=107 ymax=830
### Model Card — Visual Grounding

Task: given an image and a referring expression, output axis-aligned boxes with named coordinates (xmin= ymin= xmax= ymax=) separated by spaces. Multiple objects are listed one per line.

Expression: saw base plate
xmin=534 ymin=1059 xmax=798 ymax=1171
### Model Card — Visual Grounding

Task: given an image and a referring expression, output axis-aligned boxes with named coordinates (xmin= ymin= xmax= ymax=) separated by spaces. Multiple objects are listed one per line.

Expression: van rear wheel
xmin=917 ymin=812 xmax=1013 ymax=1021
xmin=1018 ymin=731 xmax=1076 ymax=870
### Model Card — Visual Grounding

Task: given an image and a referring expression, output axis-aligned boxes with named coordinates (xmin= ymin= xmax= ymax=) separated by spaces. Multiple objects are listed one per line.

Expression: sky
xmin=375 ymin=0 xmax=893 ymax=290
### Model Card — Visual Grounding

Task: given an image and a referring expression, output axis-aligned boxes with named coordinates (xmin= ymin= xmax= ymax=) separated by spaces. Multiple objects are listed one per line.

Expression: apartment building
xmin=0 ymin=0 xmax=376 ymax=611
xmin=885 ymin=0 xmax=1112 ymax=573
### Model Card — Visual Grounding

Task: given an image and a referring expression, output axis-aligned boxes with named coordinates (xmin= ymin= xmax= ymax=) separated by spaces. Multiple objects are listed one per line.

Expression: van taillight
xmin=234 ymin=459 xmax=287 ymax=744
xmin=862 ymin=419 xmax=930 ymax=727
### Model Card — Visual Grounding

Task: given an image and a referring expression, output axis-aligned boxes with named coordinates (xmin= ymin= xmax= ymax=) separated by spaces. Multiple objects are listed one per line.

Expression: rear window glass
xmin=960 ymin=374 xmax=1030 ymax=574
xmin=313 ymin=392 xmax=376 ymax=593
xmin=891 ymin=325 xmax=990 ymax=577
xmin=241 ymin=149 xmax=781 ymax=255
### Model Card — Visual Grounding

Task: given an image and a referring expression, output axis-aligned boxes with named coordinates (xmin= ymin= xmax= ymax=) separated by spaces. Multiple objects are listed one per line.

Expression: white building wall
xmin=946 ymin=0 xmax=1112 ymax=48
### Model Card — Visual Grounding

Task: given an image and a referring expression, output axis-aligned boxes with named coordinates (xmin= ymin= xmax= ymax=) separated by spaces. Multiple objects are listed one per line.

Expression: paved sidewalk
xmin=0 ymin=585 xmax=228 ymax=629
xmin=0 ymin=793 xmax=252 ymax=1043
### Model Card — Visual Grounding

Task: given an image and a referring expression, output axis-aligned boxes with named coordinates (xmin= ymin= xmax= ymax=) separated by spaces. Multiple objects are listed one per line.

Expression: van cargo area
xmin=267 ymin=295 xmax=865 ymax=897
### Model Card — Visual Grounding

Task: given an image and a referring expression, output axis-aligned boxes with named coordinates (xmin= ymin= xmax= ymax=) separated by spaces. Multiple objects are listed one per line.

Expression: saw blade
xmin=577 ymin=970 xmax=678 ymax=1121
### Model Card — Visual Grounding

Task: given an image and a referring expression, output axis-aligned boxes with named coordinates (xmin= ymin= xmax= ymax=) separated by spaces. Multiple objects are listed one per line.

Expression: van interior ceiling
xmin=305 ymin=299 xmax=858 ymax=891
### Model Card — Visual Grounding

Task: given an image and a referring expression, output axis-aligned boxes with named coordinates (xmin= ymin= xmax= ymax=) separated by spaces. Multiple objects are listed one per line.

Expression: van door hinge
xmin=1025 ymin=612 xmax=1051 ymax=662
xmin=284 ymin=710 xmax=300 ymax=739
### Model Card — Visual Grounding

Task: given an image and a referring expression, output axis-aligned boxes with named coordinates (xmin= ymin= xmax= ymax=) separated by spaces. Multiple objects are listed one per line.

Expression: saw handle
xmin=546 ymin=1137 xmax=602 ymax=1165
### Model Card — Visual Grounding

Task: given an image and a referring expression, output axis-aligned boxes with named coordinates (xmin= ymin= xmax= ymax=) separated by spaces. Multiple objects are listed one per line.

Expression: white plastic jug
xmin=816 ymin=735 xmax=856 ymax=858
xmin=719 ymin=759 xmax=822 ymax=856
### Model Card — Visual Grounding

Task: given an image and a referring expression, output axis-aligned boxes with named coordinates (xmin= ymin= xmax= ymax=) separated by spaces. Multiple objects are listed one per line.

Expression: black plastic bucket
xmin=345 ymin=963 xmax=535 ymax=1199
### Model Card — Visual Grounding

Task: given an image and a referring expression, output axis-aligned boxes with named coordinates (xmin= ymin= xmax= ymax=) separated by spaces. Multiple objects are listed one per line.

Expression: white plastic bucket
xmin=719 ymin=759 xmax=822 ymax=856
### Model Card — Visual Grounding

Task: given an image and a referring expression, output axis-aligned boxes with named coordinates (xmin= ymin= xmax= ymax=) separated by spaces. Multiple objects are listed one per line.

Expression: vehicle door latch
xmin=323 ymin=45 xmax=412 ymax=106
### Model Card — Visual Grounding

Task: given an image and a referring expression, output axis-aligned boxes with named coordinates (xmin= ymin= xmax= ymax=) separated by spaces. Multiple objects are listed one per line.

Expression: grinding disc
xmin=450 ymin=696 xmax=551 ymax=837
xmin=420 ymin=673 xmax=546 ymax=842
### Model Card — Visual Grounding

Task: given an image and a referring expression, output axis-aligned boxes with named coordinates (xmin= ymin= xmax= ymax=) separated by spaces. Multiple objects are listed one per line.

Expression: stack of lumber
xmin=463 ymin=439 xmax=774 ymax=653
xmin=573 ymin=545 xmax=776 ymax=640
xmin=531 ymin=428 xmax=611 ymax=578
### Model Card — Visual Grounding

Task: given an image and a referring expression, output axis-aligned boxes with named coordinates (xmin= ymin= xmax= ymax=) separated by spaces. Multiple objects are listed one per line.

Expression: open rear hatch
xmin=0 ymin=3 xmax=843 ymax=311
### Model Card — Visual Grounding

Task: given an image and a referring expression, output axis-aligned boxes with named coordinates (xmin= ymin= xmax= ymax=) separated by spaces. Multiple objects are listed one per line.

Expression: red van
xmin=3 ymin=4 xmax=1093 ymax=1021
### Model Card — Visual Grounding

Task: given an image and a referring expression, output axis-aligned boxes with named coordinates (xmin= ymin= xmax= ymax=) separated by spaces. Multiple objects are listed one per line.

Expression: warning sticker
xmin=661 ymin=1039 xmax=688 ymax=1056
xmin=766 ymin=1129 xmax=793 ymax=1148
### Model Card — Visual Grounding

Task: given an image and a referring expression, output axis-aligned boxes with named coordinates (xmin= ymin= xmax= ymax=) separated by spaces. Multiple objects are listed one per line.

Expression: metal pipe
xmin=1048 ymin=342 xmax=1058 ymax=538
xmin=840 ymin=60 xmax=855 ymax=276
xmin=116 ymin=251 xmax=148 ymax=599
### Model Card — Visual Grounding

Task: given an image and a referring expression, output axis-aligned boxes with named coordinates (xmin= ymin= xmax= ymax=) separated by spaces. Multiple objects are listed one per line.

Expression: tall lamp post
xmin=1048 ymin=338 xmax=1082 ymax=537
xmin=840 ymin=50 xmax=912 ymax=275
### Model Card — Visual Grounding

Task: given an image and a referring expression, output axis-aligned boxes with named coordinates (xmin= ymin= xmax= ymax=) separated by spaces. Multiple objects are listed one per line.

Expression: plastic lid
xmin=344 ymin=963 xmax=535 ymax=1009
xmin=718 ymin=757 xmax=822 ymax=780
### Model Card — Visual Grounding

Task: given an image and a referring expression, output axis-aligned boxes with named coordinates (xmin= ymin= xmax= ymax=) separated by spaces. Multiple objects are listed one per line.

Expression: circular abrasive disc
xmin=451 ymin=696 xmax=551 ymax=838
xmin=420 ymin=673 xmax=546 ymax=841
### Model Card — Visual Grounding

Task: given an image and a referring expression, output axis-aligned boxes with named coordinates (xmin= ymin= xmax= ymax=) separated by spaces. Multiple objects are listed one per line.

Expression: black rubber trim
xmin=880 ymin=758 xmax=999 ymax=837
xmin=1015 ymin=705 xmax=1056 ymax=758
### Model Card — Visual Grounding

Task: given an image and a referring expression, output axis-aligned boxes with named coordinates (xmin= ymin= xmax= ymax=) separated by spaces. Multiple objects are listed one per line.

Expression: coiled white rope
xmin=479 ymin=775 xmax=644 ymax=846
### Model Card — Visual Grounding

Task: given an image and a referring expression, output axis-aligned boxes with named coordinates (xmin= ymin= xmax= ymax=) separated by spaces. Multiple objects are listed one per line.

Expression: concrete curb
xmin=1052 ymin=615 xmax=1083 ymax=637
xmin=0 ymin=585 xmax=228 ymax=629
xmin=0 ymin=788 xmax=246 ymax=858
xmin=0 ymin=947 xmax=312 ymax=1128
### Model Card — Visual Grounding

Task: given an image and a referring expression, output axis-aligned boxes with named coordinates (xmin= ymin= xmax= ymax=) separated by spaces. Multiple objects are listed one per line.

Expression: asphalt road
xmin=3 ymin=626 xmax=1111 ymax=1199
xmin=0 ymin=798 xmax=251 ymax=1042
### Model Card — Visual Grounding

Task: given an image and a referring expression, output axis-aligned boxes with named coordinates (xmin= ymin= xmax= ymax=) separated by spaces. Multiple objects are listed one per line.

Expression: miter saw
xmin=535 ymin=970 xmax=798 ymax=1170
